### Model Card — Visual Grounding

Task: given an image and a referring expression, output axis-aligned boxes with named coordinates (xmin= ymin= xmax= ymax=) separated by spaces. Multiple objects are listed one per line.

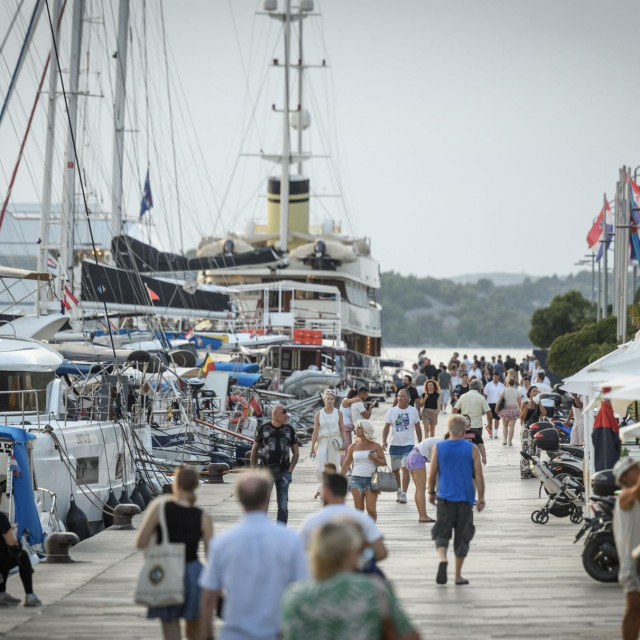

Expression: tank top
xmin=340 ymin=401 xmax=354 ymax=426
xmin=319 ymin=408 xmax=340 ymax=436
xmin=422 ymin=392 xmax=439 ymax=410
xmin=435 ymin=439 xmax=475 ymax=504
xmin=156 ymin=501 xmax=203 ymax=562
xmin=503 ymin=386 xmax=520 ymax=407
xmin=351 ymin=450 xmax=377 ymax=477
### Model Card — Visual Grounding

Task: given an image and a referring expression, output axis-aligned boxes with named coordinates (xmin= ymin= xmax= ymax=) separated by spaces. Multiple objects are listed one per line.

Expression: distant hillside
xmin=379 ymin=271 xmax=594 ymax=347
xmin=449 ymin=272 xmax=543 ymax=286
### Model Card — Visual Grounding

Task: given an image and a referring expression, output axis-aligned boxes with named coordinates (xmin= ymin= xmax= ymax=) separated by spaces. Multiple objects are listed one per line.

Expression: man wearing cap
xmin=613 ymin=457 xmax=640 ymax=640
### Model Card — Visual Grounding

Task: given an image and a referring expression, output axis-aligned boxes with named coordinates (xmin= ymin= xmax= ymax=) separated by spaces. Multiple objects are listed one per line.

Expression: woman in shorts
xmin=406 ymin=437 xmax=441 ymax=523
xmin=341 ymin=420 xmax=386 ymax=521
xmin=419 ymin=380 xmax=441 ymax=438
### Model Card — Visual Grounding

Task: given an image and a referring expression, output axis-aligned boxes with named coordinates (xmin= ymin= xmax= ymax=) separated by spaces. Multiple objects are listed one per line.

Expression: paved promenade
xmin=0 ymin=406 xmax=624 ymax=639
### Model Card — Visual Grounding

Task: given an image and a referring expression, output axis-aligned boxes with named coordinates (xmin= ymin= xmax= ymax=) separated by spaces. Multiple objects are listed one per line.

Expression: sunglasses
xmin=279 ymin=408 xmax=288 ymax=414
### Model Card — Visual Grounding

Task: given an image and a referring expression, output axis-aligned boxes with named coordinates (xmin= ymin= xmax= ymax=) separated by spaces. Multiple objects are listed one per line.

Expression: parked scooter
xmin=574 ymin=469 xmax=618 ymax=583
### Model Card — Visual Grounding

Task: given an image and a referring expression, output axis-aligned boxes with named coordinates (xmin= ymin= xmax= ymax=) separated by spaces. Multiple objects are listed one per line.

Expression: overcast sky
xmin=3 ymin=0 xmax=640 ymax=280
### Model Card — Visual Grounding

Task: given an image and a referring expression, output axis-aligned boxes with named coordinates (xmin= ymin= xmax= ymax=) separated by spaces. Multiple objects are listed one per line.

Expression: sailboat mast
xmin=36 ymin=0 xmax=62 ymax=313
xmin=110 ymin=0 xmax=130 ymax=242
xmin=279 ymin=0 xmax=292 ymax=253
xmin=59 ymin=0 xmax=84 ymax=298
xmin=296 ymin=5 xmax=304 ymax=176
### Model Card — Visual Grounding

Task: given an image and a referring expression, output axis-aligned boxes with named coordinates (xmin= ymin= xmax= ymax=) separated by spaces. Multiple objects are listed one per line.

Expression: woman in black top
xmin=518 ymin=386 xmax=547 ymax=479
xmin=418 ymin=380 xmax=441 ymax=438
xmin=136 ymin=466 xmax=213 ymax=640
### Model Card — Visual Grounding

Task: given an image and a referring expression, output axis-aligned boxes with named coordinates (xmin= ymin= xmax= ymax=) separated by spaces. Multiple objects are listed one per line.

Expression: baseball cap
xmin=614 ymin=457 xmax=640 ymax=484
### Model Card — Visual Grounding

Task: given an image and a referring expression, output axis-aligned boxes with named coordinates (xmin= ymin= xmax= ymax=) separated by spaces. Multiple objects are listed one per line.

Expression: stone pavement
xmin=0 ymin=406 xmax=624 ymax=639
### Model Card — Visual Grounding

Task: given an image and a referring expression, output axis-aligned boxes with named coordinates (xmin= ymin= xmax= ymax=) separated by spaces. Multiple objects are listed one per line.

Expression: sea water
xmin=383 ymin=346 xmax=533 ymax=370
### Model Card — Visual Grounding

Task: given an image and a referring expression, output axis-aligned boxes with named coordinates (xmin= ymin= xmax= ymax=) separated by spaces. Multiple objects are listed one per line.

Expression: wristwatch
xmin=428 ymin=491 xmax=436 ymax=495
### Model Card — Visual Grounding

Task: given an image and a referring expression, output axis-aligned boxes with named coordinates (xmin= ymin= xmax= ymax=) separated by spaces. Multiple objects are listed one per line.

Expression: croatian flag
xmin=629 ymin=179 xmax=640 ymax=262
xmin=586 ymin=201 xmax=613 ymax=262
xmin=47 ymin=256 xmax=57 ymax=271
xmin=140 ymin=169 xmax=153 ymax=218
xmin=62 ymin=285 xmax=79 ymax=311
xmin=184 ymin=326 xmax=195 ymax=341
xmin=9 ymin=454 xmax=20 ymax=477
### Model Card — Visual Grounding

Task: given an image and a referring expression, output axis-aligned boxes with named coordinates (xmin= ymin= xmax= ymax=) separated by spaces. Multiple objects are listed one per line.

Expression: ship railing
xmin=37 ymin=487 xmax=64 ymax=535
xmin=0 ymin=389 xmax=41 ymax=429
xmin=62 ymin=387 xmax=113 ymax=423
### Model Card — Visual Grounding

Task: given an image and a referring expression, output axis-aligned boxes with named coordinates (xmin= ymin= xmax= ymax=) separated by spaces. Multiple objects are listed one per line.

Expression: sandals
xmin=455 ymin=578 xmax=469 ymax=585
xmin=436 ymin=561 xmax=448 ymax=585
xmin=419 ymin=517 xmax=436 ymax=524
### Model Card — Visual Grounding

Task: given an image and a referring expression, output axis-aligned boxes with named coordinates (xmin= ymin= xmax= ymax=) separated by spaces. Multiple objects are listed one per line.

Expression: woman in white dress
xmin=311 ymin=389 xmax=346 ymax=481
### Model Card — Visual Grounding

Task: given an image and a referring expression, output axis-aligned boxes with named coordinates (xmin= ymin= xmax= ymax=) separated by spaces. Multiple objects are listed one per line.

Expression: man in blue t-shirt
xmin=427 ymin=415 xmax=485 ymax=586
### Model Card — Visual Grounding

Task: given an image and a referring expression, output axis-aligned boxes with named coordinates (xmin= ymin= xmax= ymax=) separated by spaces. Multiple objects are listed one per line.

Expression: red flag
xmin=587 ymin=208 xmax=604 ymax=249
xmin=146 ymin=285 xmax=160 ymax=302
xmin=185 ymin=326 xmax=195 ymax=340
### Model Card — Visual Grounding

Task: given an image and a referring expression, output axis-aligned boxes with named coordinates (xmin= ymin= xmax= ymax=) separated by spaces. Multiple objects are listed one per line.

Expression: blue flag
xmin=140 ymin=169 xmax=153 ymax=218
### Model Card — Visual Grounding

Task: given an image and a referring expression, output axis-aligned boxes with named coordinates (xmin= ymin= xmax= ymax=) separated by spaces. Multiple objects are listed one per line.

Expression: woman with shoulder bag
xmin=341 ymin=420 xmax=386 ymax=521
xmin=498 ymin=376 xmax=522 ymax=447
xmin=518 ymin=386 xmax=546 ymax=479
xmin=136 ymin=466 xmax=213 ymax=640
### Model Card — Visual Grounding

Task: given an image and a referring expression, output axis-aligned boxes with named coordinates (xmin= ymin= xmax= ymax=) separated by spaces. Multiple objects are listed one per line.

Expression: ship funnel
xmin=267 ymin=175 xmax=309 ymax=249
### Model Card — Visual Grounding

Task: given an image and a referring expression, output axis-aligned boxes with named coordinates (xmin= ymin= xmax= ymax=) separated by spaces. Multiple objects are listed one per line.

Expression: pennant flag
xmin=200 ymin=353 xmax=216 ymax=377
xmin=62 ymin=285 xmax=78 ymax=311
xmin=9 ymin=454 xmax=21 ymax=477
xmin=586 ymin=201 xmax=613 ymax=262
xmin=184 ymin=326 xmax=195 ymax=341
xmin=140 ymin=169 xmax=153 ymax=218
xmin=146 ymin=284 xmax=160 ymax=302
xmin=47 ymin=256 xmax=57 ymax=271
xmin=629 ymin=179 xmax=640 ymax=262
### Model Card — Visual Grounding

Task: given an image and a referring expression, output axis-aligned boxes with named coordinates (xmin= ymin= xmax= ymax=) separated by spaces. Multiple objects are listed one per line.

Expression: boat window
xmin=115 ymin=453 xmax=124 ymax=480
xmin=76 ymin=457 xmax=99 ymax=485
xmin=0 ymin=372 xmax=54 ymax=413
xmin=345 ymin=283 xmax=369 ymax=308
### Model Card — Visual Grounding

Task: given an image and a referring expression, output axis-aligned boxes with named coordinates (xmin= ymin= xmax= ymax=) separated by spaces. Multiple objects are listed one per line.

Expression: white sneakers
xmin=398 ymin=491 xmax=408 ymax=504
xmin=24 ymin=593 xmax=42 ymax=607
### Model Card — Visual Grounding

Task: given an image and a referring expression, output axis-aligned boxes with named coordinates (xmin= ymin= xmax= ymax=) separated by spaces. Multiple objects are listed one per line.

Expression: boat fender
xmin=249 ymin=397 xmax=262 ymax=417
xmin=228 ymin=396 xmax=249 ymax=424
xmin=119 ymin=488 xmax=133 ymax=504
xmin=103 ymin=489 xmax=120 ymax=529
xmin=65 ymin=497 xmax=91 ymax=541
xmin=137 ymin=479 xmax=154 ymax=506
xmin=129 ymin=485 xmax=146 ymax=511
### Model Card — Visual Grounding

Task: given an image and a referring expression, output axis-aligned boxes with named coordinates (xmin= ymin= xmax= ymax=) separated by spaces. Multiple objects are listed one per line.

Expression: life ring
xmin=229 ymin=396 xmax=249 ymax=424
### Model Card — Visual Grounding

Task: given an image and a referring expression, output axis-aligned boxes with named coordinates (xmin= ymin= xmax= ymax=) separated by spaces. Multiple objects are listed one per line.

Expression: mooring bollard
xmin=208 ymin=462 xmax=230 ymax=484
xmin=162 ymin=483 xmax=173 ymax=494
xmin=45 ymin=531 xmax=80 ymax=564
xmin=109 ymin=503 xmax=141 ymax=530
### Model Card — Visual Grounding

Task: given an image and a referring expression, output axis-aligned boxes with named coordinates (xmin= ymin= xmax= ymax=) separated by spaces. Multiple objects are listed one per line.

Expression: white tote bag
xmin=134 ymin=499 xmax=185 ymax=607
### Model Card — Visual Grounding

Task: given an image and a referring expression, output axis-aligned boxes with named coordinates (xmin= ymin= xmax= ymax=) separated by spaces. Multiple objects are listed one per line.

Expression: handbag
xmin=371 ymin=465 xmax=399 ymax=492
xmin=332 ymin=436 xmax=344 ymax=450
xmin=496 ymin=394 xmax=506 ymax=413
xmin=134 ymin=499 xmax=185 ymax=607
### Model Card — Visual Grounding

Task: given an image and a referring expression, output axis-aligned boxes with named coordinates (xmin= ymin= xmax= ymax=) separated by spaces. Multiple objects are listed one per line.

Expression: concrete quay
xmin=0 ymin=407 xmax=624 ymax=639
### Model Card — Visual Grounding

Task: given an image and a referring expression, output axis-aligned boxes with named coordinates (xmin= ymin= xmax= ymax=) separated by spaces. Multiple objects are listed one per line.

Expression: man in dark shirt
xmin=444 ymin=422 xmax=487 ymax=465
xmin=453 ymin=373 xmax=471 ymax=403
xmin=394 ymin=375 xmax=420 ymax=407
xmin=422 ymin=359 xmax=438 ymax=381
xmin=250 ymin=405 xmax=300 ymax=525
xmin=0 ymin=481 xmax=41 ymax=606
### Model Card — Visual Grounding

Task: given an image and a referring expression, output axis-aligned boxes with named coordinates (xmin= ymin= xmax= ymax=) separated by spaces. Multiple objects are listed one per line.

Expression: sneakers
xmin=396 ymin=489 xmax=402 ymax=502
xmin=502 ymin=441 xmax=507 ymax=445
xmin=398 ymin=491 xmax=408 ymax=504
xmin=24 ymin=593 xmax=42 ymax=607
xmin=0 ymin=592 xmax=20 ymax=606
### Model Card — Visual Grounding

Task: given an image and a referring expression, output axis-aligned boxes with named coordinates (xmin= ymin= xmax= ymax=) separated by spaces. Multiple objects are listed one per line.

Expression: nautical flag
xmin=586 ymin=201 xmax=613 ymax=262
xmin=47 ymin=256 xmax=57 ymax=271
xmin=62 ymin=285 xmax=79 ymax=311
xmin=629 ymin=179 xmax=640 ymax=262
xmin=146 ymin=284 xmax=160 ymax=302
xmin=200 ymin=353 xmax=215 ymax=377
xmin=140 ymin=169 xmax=153 ymax=218
xmin=184 ymin=326 xmax=195 ymax=341
xmin=9 ymin=454 xmax=20 ymax=477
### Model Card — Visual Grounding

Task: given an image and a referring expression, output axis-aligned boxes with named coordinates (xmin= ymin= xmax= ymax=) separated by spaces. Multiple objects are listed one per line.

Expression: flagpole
xmin=603 ymin=192 xmax=608 ymax=319
xmin=596 ymin=258 xmax=601 ymax=322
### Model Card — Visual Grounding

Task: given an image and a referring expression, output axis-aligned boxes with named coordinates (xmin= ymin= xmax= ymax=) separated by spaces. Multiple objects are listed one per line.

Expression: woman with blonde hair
xmin=282 ymin=521 xmax=419 ymax=640
xmin=497 ymin=376 xmax=522 ymax=446
xmin=341 ymin=420 xmax=386 ymax=521
xmin=136 ymin=466 xmax=213 ymax=640
xmin=418 ymin=379 xmax=441 ymax=438
xmin=311 ymin=388 xmax=346 ymax=481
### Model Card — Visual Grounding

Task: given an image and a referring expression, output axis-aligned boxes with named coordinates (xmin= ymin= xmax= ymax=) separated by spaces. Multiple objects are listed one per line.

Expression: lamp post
xmin=574 ymin=258 xmax=595 ymax=307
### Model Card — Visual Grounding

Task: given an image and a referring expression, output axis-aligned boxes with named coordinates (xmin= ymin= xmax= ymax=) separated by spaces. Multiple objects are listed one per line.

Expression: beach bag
xmin=134 ymin=500 xmax=185 ymax=607
xmin=371 ymin=466 xmax=399 ymax=492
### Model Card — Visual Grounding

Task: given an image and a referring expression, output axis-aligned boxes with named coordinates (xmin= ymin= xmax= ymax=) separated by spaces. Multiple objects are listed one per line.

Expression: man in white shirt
xmin=453 ymin=379 xmax=492 ymax=440
xmin=469 ymin=363 xmax=483 ymax=380
xmin=349 ymin=386 xmax=372 ymax=426
xmin=299 ymin=472 xmax=388 ymax=562
xmin=382 ymin=389 xmax=422 ymax=504
xmin=483 ymin=372 xmax=505 ymax=439
xmin=199 ymin=471 xmax=307 ymax=640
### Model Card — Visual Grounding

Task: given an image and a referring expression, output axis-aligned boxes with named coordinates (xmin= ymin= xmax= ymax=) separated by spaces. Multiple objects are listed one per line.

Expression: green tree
xmin=528 ymin=291 xmax=595 ymax=348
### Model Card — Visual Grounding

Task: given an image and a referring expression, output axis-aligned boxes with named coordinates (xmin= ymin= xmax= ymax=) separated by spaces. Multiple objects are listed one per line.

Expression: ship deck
xmin=0 ymin=405 xmax=622 ymax=639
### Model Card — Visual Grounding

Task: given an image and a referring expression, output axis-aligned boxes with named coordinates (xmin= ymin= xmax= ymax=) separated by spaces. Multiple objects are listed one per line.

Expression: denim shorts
xmin=389 ymin=444 xmax=414 ymax=470
xmin=349 ymin=475 xmax=373 ymax=493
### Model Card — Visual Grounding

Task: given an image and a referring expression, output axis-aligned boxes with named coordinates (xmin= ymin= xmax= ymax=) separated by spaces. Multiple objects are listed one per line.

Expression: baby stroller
xmin=520 ymin=449 xmax=584 ymax=525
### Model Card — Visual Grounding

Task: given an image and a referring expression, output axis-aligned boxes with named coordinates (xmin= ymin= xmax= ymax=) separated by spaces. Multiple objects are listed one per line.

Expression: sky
xmin=2 ymin=0 xmax=640 ymax=280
